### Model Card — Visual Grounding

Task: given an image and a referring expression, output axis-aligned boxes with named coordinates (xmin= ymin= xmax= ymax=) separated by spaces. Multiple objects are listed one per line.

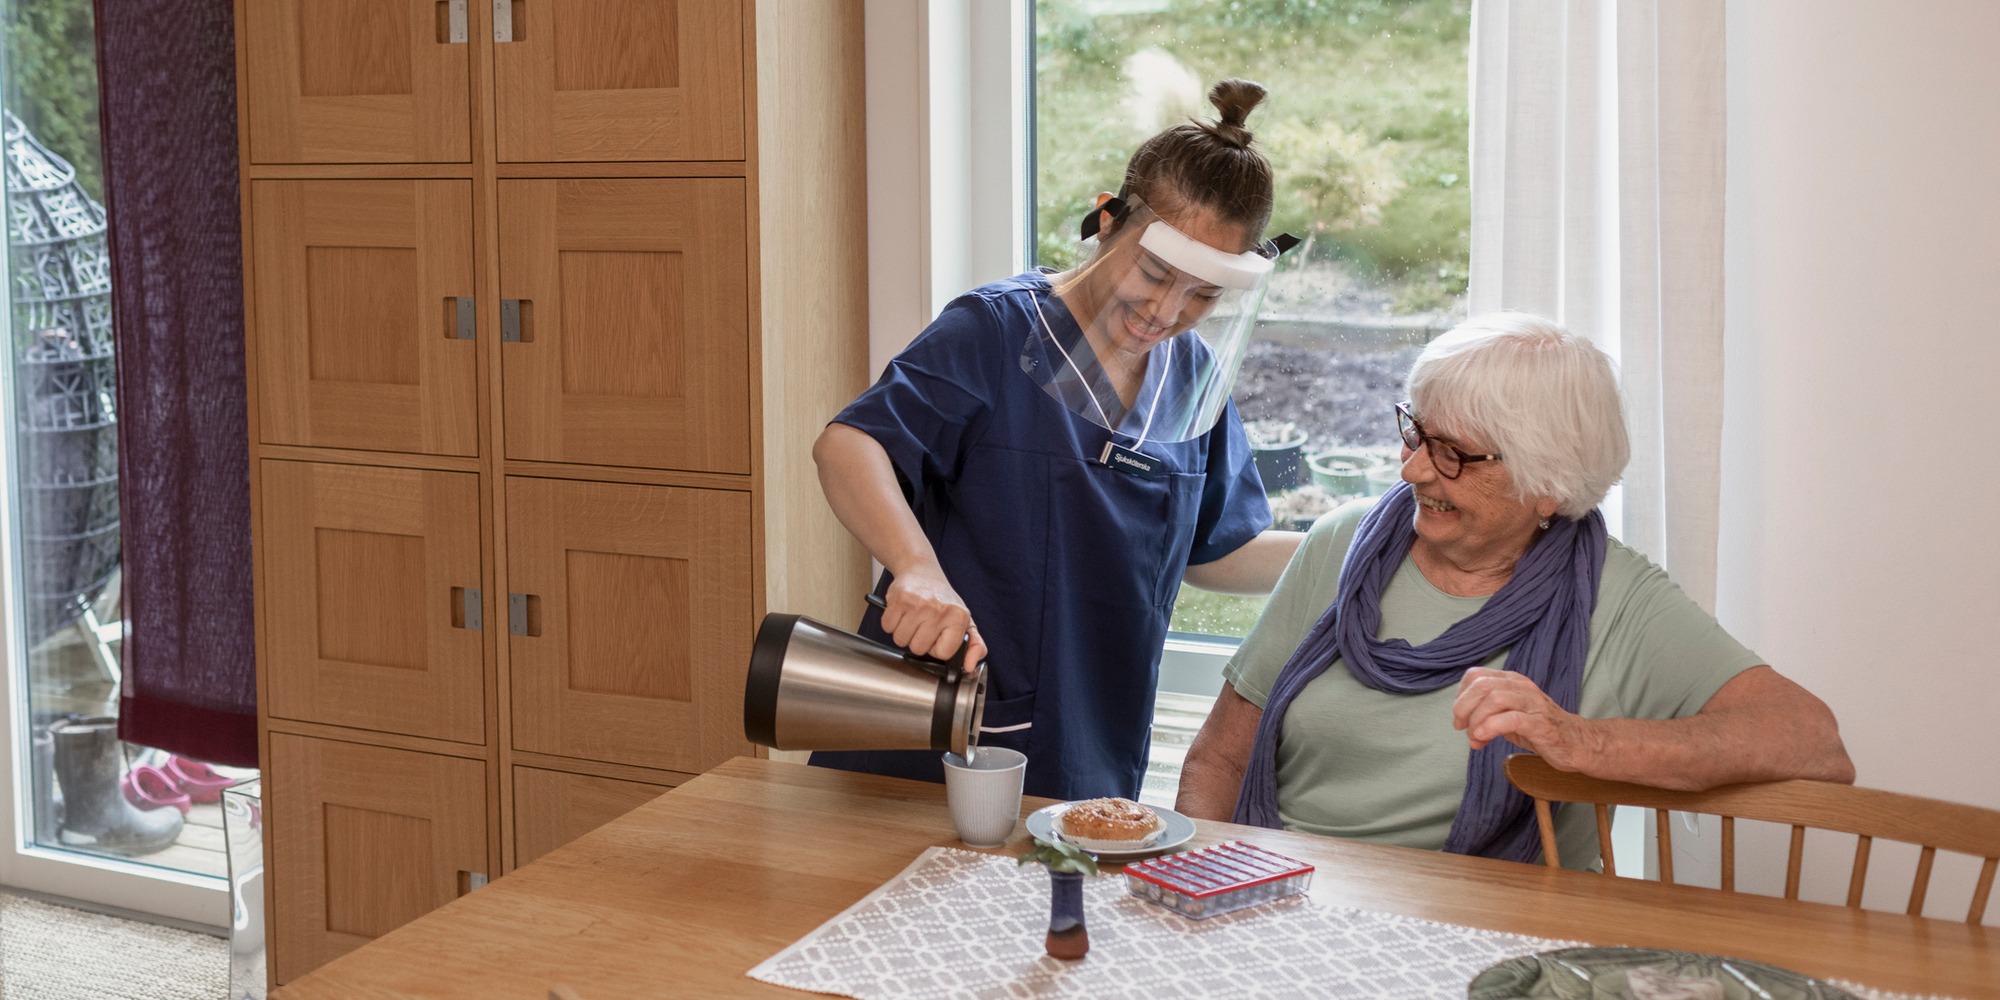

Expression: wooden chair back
xmin=1503 ymin=754 xmax=2000 ymax=924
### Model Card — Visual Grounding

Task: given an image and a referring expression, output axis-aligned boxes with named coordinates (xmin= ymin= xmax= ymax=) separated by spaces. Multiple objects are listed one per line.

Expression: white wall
xmin=1720 ymin=0 xmax=2000 ymax=921
xmin=864 ymin=0 xmax=1025 ymax=378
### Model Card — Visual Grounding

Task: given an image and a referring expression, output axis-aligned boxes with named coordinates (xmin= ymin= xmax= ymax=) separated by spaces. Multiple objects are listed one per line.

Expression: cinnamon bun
xmin=1058 ymin=797 xmax=1164 ymax=850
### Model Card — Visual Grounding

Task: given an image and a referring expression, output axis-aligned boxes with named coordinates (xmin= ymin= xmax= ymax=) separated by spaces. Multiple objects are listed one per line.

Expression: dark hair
xmin=1117 ymin=78 xmax=1275 ymax=242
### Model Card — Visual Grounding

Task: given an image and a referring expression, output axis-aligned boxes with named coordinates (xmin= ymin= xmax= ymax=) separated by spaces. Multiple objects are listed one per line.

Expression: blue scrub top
xmin=811 ymin=271 xmax=1271 ymax=801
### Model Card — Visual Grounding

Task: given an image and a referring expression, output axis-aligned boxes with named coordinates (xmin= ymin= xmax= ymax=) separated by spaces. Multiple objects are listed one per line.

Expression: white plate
xmin=1025 ymin=802 xmax=1196 ymax=860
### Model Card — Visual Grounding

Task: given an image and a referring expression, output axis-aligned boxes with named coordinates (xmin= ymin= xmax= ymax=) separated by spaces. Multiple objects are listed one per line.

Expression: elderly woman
xmin=1177 ymin=313 xmax=1854 ymax=866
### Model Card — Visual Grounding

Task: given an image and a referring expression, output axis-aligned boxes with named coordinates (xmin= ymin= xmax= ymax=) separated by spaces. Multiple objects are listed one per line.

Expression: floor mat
xmin=0 ymin=891 xmax=228 ymax=1000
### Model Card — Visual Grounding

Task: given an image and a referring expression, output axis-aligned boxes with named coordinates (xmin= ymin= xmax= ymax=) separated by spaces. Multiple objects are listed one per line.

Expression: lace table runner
xmin=748 ymin=847 xmax=1951 ymax=1000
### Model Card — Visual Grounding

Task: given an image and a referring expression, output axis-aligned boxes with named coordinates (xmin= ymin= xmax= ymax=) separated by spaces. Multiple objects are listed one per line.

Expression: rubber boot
xmin=51 ymin=716 xmax=183 ymax=855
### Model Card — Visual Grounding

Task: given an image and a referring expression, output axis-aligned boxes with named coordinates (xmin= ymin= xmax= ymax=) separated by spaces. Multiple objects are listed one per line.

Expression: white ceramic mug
xmin=941 ymin=747 xmax=1027 ymax=847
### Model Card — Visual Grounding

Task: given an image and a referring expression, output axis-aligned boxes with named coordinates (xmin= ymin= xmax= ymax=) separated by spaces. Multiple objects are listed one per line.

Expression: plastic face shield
xmin=1023 ymin=201 xmax=1284 ymax=445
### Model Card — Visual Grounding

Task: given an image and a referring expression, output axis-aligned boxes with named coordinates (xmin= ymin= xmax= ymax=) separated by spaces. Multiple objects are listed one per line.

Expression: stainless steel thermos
xmin=743 ymin=613 xmax=987 ymax=757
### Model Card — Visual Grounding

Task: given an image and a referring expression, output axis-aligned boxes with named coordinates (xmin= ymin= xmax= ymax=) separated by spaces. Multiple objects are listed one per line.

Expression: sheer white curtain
xmin=1468 ymin=0 xmax=1727 ymax=610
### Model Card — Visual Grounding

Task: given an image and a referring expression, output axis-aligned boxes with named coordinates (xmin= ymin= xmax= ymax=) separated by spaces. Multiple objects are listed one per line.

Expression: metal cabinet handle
xmin=440 ymin=0 xmax=468 ymax=44
xmin=452 ymin=587 xmax=482 ymax=630
xmin=508 ymin=593 xmax=540 ymax=637
xmin=449 ymin=296 xmax=475 ymax=340
xmin=500 ymin=299 xmax=531 ymax=343
xmin=493 ymin=0 xmax=518 ymax=43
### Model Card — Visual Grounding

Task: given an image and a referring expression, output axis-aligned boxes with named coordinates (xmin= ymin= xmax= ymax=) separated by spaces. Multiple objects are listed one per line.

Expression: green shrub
xmin=1034 ymin=0 xmax=1470 ymax=316
xmin=5 ymin=0 xmax=104 ymax=199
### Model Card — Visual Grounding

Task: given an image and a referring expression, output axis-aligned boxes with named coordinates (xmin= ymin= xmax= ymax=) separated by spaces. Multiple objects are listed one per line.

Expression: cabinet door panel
xmin=263 ymin=461 xmax=485 ymax=742
xmin=494 ymin=0 xmax=744 ymax=162
xmin=507 ymin=478 xmax=752 ymax=770
xmin=245 ymin=0 xmax=470 ymax=163
xmin=511 ymin=766 xmax=676 ymax=868
xmin=252 ymin=179 xmax=479 ymax=455
xmin=499 ymin=179 xmax=749 ymax=472
xmin=269 ymin=735 xmax=486 ymax=984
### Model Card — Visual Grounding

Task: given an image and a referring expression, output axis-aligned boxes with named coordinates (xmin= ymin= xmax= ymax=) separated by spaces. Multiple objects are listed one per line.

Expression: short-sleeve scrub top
xmin=812 ymin=271 xmax=1273 ymax=801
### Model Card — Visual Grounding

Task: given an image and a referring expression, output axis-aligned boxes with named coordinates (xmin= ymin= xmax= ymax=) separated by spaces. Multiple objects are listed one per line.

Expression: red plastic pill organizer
xmin=1122 ymin=841 xmax=1314 ymax=919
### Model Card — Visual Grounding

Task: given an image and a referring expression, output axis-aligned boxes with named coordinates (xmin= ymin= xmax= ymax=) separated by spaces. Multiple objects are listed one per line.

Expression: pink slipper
xmin=123 ymin=764 xmax=192 ymax=814
xmin=165 ymin=756 xmax=235 ymax=804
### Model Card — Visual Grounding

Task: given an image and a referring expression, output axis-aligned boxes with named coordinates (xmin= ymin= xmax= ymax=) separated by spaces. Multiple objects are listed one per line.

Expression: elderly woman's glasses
xmin=1395 ymin=401 xmax=1501 ymax=479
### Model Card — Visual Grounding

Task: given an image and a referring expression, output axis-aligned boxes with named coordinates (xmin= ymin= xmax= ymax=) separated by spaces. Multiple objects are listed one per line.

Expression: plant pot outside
xmin=1365 ymin=464 xmax=1404 ymax=496
xmin=1308 ymin=451 xmax=1378 ymax=496
xmin=1251 ymin=433 xmax=1308 ymax=494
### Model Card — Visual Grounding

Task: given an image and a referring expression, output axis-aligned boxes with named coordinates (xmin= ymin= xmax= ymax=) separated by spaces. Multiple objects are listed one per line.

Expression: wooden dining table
xmin=274 ymin=757 xmax=1995 ymax=998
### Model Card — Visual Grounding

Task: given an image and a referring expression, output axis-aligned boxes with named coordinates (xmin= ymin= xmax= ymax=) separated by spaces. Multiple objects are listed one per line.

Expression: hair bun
xmin=1206 ymin=78 xmax=1267 ymax=147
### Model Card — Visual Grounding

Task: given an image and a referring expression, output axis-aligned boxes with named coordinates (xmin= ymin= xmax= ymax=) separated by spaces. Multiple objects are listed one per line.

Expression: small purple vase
xmin=1044 ymin=869 xmax=1088 ymax=960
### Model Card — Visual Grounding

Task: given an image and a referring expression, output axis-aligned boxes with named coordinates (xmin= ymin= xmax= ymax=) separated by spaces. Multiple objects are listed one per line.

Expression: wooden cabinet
xmin=238 ymin=0 xmax=870 ymax=986
xmin=261 ymin=461 xmax=485 ymax=742
xmin=243 ymin=0 xmax=471 ymax=164
xmin=507 ymin=478 xmax=753 ymax=770
xmin=250 ymin=179 xmax=478 ymax=455
xmin=268 ymin=735 xmax=486 ymax=982
xmin=511 ymin=766 xmax=674 ymax=867
xmin=498 ymin=178 xmax=750 ymax=471
xmin=492 ymin=0 xmax=746 ymax=163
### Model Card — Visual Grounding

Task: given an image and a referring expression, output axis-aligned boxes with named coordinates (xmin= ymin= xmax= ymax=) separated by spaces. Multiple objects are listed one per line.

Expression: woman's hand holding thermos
xmin=877 ymin=569 xmax=987 ymax=672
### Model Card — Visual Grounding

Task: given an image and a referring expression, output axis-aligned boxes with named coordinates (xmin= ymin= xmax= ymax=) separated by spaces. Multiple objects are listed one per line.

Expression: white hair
xmin=1405 ymin=312 xmax=1629 ymax=519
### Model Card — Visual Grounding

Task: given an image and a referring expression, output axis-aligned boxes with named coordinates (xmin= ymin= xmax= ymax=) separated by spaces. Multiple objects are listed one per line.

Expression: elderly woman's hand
xmin=1451 ymin=667 xmax=1599 ymax=772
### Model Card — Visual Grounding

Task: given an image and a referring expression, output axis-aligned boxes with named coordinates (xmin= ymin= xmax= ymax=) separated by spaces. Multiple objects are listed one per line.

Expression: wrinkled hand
xmin=881 ymin=569 xmax=987 ymax=672
xmin=1451 ymin=667 xmax=1598 ymax=772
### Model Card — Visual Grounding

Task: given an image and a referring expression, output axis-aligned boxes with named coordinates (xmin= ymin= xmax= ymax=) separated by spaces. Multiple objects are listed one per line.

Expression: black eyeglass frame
xmin=1395 ymin=401 xmax=1501 ymax=480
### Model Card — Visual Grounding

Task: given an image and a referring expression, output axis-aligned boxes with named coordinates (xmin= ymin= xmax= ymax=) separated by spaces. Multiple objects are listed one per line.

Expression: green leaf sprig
xmin=1018 ymin=836 xmax=1100 ymax=876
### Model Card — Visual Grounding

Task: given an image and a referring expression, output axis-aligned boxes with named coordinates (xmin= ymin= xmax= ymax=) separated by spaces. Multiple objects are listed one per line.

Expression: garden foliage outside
xmin=1036 ymin=0 xmax=1471 ymax=312
xmin=4 ymin=0 xmax=103 ymax=199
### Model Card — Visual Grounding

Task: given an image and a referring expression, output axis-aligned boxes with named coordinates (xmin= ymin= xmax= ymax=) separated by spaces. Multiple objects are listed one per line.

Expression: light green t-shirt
xmin=1225 ymin=500 xmax=1764 ymax=869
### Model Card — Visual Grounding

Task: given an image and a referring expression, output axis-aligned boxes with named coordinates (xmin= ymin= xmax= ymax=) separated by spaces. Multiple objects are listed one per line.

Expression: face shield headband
xmin=1080 ymin=195 xmax=1301 ymax=283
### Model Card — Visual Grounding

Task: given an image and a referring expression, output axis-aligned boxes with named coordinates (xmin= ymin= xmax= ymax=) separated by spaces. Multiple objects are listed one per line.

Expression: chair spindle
xmin=1907 ymin=845 xmax=1936 ymax=916
xmin=1535 ymin=798 xmax=1560 ymax=868
xmin=1846 ymin=834 xmax=1872 ymax=908
xmin=1594 ymin=804 xmax=1614 ymax=875
xmin=1720 ymin=816 xmax=1736 ymax=892
xmin=1785 ymin=825 xmax=1805 ymax=899
xmin=1970 ymin=857 xmax=1997 ymax=924
xmin=1656 ymin=809 xmax=1675 ymax=884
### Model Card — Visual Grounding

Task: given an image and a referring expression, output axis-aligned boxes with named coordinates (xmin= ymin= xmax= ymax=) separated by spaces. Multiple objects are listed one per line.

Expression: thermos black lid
xmin=743 ymin=613 xmax=800 ymax=748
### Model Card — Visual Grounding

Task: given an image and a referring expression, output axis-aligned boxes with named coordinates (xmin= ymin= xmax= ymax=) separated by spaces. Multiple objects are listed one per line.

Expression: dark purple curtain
xmin=96 ymin=0 xmax=256 ymax=767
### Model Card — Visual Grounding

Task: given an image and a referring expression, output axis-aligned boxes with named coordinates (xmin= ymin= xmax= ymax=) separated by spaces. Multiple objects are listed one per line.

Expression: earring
xmin=1538 ymin=518 xmax=1551 ymax=530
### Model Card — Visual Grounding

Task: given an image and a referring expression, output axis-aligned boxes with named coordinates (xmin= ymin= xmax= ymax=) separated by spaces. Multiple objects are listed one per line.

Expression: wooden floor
xmin=123 ymin=789 xmax=238 ymax=880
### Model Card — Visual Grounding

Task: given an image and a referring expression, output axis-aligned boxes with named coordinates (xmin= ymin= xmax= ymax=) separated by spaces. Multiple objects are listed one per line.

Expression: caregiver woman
xmin=811 ymin=80 xmax=1304 ymax=800
xmin=1177 ymin=313 xmax=1854 ymax=867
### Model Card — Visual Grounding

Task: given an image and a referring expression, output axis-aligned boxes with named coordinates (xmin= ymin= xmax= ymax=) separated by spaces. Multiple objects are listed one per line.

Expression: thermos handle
xmin=865 ymin=592 xmax=971 ymax=678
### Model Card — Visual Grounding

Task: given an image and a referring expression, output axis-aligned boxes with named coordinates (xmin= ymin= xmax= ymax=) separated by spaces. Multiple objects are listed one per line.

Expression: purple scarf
xmin=1231 ymin=482 xmax=1606 ymax=862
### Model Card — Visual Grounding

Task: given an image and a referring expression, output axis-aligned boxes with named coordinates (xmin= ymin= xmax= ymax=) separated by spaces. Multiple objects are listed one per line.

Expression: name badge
xmin=1098 ymin=441 xmax=1164 ymax=479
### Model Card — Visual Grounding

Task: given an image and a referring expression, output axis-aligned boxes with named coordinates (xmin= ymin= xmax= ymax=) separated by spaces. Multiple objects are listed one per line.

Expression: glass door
xmin=0 ymin=0 xmax=241 ymax=926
